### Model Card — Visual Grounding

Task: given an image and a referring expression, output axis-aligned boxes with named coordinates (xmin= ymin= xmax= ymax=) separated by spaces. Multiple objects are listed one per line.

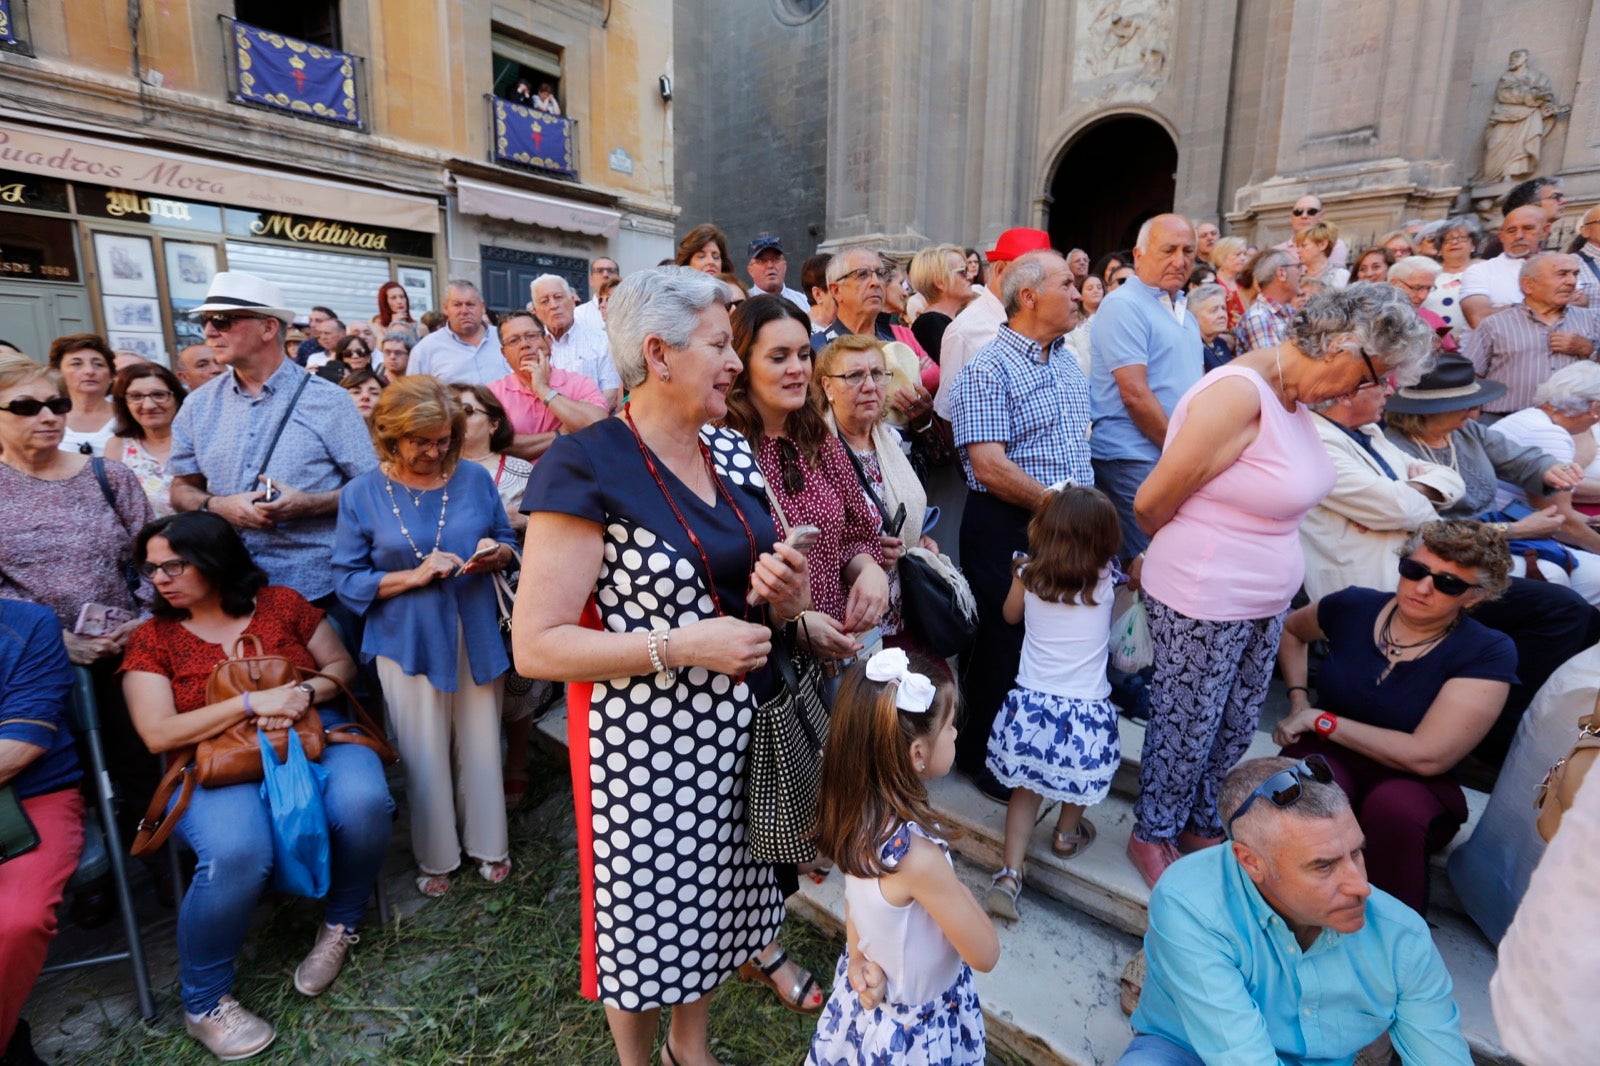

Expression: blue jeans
xmin=1117 ymin=1034 xmax=1205 ymax=1065
xmin=174 ymin=738 xmax=393 ymax=1013
xmin=1092 ymin=456 xmax=1158 ymax=560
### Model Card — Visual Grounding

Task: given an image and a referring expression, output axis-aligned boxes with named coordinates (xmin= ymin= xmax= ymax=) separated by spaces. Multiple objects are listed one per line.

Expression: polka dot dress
xmin=525 ymin=421 xmax=784 ymax=1009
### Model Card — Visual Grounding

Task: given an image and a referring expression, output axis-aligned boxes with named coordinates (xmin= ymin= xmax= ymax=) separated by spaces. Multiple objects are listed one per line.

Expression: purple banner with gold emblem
xmin=232 ymin=21 xmax=359 ymax=127
xmin=493 ymin=97 xmax=576 ymax=177
xmin=0 ymin=1 xmax=16 ymax=45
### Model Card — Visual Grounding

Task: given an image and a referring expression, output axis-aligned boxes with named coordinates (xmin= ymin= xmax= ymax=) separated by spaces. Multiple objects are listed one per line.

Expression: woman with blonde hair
xmin=1209 ymin=236 xmax=1250 ymax=330
xmin=1294 ymin=221 xmax=1350 ymax=290
xmin=332 ymin=375 xmax=519 ymax=898
xmin=908 ymin=244 xmax=975 ymax=365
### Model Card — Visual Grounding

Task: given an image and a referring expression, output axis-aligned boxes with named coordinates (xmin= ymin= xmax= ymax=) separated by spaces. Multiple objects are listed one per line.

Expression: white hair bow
xmin=1046 ymin=479 xmax=1075 ymax=494
xmin=864 ymin=648 xmax=937 ymax=714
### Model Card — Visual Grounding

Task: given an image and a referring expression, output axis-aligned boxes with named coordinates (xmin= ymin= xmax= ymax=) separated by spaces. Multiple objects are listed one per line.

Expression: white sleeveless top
xmin=844 ymin=822 xmax=964 ymax=1006
xmin=1015 ymin=566 xmax=1114 ymax=700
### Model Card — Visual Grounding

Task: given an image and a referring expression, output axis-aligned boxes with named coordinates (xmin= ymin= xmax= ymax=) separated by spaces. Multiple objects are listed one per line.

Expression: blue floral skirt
xmin=986 ymin=685 xmax=1120 ymax=804
xmin=806 ymin=950 xmax=985 ymax=1066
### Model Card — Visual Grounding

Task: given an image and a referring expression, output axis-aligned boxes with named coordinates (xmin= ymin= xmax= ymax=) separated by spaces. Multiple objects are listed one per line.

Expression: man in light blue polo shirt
xmin=1121 ymin=757 xmax=1470 ymax=1066
xmin=407 ymin=279 xmax=510 ymax=385
xmin=1090 ymin=214 xmax=1203 ymax=557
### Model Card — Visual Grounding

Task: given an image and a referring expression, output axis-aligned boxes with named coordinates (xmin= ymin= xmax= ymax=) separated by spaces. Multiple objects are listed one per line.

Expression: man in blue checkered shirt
xmin=948 ymin=249 xmax=1092 ymax=799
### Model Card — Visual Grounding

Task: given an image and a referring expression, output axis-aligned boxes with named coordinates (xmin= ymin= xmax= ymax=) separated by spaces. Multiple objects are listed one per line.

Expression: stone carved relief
xmin=1478 ymin=49 xmax=1568 ymax=185
xmin=1074 ymin=0 xmax=1174 ymax=103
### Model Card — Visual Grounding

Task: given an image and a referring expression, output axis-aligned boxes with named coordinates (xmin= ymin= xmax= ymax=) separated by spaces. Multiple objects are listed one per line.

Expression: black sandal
xmin=738 ymin=945 xmax=823 ymax=1014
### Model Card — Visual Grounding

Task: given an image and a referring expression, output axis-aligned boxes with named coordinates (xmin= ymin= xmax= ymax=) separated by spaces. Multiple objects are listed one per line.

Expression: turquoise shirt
xmin=1130 ymin=844 xmax=1470 ymax=1065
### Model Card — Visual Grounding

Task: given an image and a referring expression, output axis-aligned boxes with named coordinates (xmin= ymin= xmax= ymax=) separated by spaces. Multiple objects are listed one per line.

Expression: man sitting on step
xmin=1120 ymin=757 xmax=1471 ymax=1066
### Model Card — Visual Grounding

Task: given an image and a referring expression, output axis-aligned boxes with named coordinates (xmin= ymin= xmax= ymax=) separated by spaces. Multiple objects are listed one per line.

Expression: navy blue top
xmin=333 ymin=461 xmax=518 ymax=691
xmin=0 ymin=599 xmax=83 ymax=799
xmin=1315 ymin=587 xmax=1518 ymax=734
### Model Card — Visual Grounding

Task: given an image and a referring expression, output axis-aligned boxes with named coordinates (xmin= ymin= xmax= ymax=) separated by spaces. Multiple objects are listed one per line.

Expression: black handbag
xmin=745 ymin=619 xmax=830 ymax=864
xmin=0 ymin=784 xmax=41 ymax=865
xmin=898 ymin=548 xmax=978 ymax=658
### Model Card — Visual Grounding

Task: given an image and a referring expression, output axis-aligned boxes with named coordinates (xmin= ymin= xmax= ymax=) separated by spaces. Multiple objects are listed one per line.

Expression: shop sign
xmin=77 ymin=186 xmax=223 ymax=231
xmin=225 ymin=208 xmax=432 ymax=258
xmin=0 ymin=170 xmax=70 ymax=213
xmin=0 ymin=211 xmax=80 ymax=281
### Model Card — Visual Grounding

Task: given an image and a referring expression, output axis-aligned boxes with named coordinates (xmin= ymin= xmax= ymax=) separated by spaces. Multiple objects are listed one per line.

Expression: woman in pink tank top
xmin=1122 ymin=285 xmax=1435 ymax=887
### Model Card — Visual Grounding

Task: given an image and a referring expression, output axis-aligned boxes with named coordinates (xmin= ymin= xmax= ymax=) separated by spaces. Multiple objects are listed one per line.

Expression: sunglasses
xmin=199 ymin=312 xmax=266 ymax=331
xmin=775 ymin=436 xmax=806 ymax=496
xmin=1291 ymin=207 xmax=1323 ymax=217
xmin=0 ymin=395 xmax=72 ymax=417
xmin=1396 ymin=556 xmax=1481 ymax=597
xmin=1226 ymin=755 xmax=1334 ymax=836
xmin=138 ymin=559 xmax=191 ymax=579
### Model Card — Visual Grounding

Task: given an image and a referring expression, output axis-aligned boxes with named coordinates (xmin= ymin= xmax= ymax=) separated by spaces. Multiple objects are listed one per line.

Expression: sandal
xmin=798 ymin=857 xmax=834 ymax=885
xmin=415 ymin=873 xmax=450 ymax=898
xmin=478 ymin=859 xmax=512 ymax=884
xmin=503 ymin=775 xmax=528 ymax=809
xmin=984 ymin=866 xmax=1022 ymax=922
xmin=1051 ymin=817 xmax=1097 ymax=859
xmin=738 ymin=945 xmax=823 ymax=1014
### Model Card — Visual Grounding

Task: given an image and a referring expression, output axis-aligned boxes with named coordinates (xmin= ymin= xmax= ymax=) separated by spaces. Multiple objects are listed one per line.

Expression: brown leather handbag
xmin=131 ymin=635 xmax=398 ymax=857
xmin=1535 ymin=696 xmax=1600 ymax=843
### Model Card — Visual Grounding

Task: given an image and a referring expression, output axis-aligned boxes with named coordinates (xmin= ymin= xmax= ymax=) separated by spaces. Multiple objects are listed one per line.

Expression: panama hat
xmin=188 ymin=271 xmax=297 ymax=324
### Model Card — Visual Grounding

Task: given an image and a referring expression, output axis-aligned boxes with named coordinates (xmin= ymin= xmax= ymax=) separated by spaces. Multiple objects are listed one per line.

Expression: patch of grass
xmin=75 ymin=748 xmax=1027 ymax=1065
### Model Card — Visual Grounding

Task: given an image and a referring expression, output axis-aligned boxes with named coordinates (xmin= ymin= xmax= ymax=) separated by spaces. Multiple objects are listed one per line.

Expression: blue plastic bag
xmin=259 ymin=728 xmax=331 ymax=898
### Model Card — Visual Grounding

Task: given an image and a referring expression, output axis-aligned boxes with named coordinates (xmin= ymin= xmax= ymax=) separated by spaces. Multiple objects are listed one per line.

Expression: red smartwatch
xmin=1314 ymin=712 xmax=1339 ymax=740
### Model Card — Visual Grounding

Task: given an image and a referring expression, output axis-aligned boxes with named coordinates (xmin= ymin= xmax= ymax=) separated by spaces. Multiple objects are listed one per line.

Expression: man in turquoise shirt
xmin=1122 ymin=757 xmax=1471 ymax=1065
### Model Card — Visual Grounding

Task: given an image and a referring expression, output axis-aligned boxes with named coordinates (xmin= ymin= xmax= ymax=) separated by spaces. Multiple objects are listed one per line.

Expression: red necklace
xmin=622 ymin=404 xmax=758 ymax=621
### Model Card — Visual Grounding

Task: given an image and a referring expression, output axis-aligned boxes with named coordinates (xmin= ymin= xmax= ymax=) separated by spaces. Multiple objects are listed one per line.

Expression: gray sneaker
xmin=294 ymin=922 xmax=359 ymax=996
xmin=185 ymin=996 xmax=275 ymax=1061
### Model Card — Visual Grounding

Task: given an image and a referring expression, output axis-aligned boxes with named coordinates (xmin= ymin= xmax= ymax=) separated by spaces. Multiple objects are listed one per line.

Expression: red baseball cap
xmin=986 ymin=227 xmax=1052 ymax=263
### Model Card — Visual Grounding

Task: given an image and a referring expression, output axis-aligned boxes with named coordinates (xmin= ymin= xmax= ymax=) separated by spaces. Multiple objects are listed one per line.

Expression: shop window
xmin=235 ymin=0 xmax=340 ymax=50
xmin=492 ymin=33 xmax=563 ymax=116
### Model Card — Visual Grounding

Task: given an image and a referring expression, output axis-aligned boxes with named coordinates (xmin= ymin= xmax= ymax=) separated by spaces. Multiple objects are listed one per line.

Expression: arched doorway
xmin=1047 ymin=115 xmax=1177 ymax=259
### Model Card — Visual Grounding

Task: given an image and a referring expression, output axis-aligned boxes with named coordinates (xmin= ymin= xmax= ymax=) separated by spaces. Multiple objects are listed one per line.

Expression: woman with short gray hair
xmin=1124 ymin=283 xmax=1432 ymax=888
xmin=1422 ymin=215 xmax=1483 ymax=340
xmin=515 ymin=267 xmax=816 ymax=1064
xmin=1490 ymin=361 xmax=1600 ymax=522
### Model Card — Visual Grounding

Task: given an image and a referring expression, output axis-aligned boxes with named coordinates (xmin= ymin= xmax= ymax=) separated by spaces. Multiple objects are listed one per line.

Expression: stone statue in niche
xmin=1479 ymin=50 xmax=1568 ymax=185
xmin=1078 ymin=0 xmax=1173 ymax=82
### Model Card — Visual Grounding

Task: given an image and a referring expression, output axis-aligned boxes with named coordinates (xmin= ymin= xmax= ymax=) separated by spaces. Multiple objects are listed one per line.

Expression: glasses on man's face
xmin=501 ymin=331 xmax=545 ymax=349
xmin=1226 ymin=755 xmax=1334 ymax=837
xmin=1397 ymin=556 xmax=1481 ymax=597
xmin=1291 ymin=207 xmax=1322 ymax=218
xmin=840 ymin=267 xmax=889 ymax=285
xmin=0 ymin=395 xmax=72 ymax=417
xmin=199 ymin=313 xmax=265 ymax=331
xmin=592 ymin=265 xmax=620 ymax=277
xmin=775 ymin=436 xmax=806 ymax=496
xmin=402 ymin=436 xmax=452 ymax=454
xmin=138 ymin=558 xmax=191 ymax=579
xmin=826 ymin=368 xmax=889 ymax=390
xmin=126 ymin=390 xmax=175 ymax=406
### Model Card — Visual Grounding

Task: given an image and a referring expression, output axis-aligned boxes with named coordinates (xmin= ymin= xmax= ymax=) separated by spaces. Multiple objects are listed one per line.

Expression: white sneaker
xmin=184 ymin=996 xmax=275 ymax=1061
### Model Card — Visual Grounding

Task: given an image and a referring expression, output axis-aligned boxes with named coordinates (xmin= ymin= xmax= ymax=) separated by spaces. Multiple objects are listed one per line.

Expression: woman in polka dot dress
xmin=518 ymin=268 xmax=813 ymax=1066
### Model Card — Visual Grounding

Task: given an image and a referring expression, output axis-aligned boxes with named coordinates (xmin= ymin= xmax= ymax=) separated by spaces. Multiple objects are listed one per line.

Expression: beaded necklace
xmin=622 ymin=404 xmax=758 ymax=621
xmin=383 ymin=467 xmax=449 ymax=561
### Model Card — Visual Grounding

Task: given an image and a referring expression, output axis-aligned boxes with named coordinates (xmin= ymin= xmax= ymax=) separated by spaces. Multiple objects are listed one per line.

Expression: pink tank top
xmin=1141 ymin=366 xmax=1335 ymax=621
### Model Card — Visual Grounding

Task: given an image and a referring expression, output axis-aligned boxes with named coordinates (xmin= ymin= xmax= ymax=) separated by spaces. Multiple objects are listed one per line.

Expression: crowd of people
xmin=2 ymin=176 xmax=1599 ymax=1066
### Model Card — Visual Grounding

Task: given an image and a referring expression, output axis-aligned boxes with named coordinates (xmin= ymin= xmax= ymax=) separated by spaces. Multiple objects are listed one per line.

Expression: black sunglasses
xmin=1397 ymin=556 xmax=1481 ymax=597
xmin=0 ymin=396 xmax=72 ymax=417
xmin=1227 ymin=755 xmax=1334 ymax=836
xmin=199 ymin=312 xmax=265 ymax=331
xmin=1291 ymin=207 xmax=1323 ymax=217
xmin=775 ymin=436 xmax=806 ymax=496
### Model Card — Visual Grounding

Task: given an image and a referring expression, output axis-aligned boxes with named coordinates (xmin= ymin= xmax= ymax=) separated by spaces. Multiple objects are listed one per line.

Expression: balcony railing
xmin=0 ymin=0 xmax=34 ymax=57
xmin=221 ymin=16 xmax=366 ymax=131
xmin=490 ymin=96 xmax=578 ymax=179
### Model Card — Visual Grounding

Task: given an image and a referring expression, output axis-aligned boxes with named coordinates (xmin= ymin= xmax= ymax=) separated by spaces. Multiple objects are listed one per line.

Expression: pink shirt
xmin=489 ymin=368 xmax=607 ymax=438
xmin=1141 ymin=366 xmax=1335 ymax=621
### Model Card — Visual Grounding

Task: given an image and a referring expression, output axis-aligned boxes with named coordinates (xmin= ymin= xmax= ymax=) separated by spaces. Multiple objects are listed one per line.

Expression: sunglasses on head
xmin=775 ymin=436 xmax=806 ymax=496
xmin=0 ymin=395 xmax=71 ymax=417
xmin=1226 ymin=755 xmax=1334 ymax=837
xmin=1396 ymin=556 xmax=1481 ymax=597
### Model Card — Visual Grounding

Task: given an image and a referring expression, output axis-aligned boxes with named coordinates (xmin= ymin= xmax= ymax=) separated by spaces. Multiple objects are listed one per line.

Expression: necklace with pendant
xmin=384 ymin=475 xmax=449 ymax=561
xmin=1375 ymin=602 xmax=1455 ymax=684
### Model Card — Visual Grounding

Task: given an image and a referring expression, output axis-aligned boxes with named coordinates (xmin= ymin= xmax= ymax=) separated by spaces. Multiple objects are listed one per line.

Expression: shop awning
xmin=453 ymin=176 xmax=621 ymax=238
xmin=0 ymin=120 xmax=440 ymax=234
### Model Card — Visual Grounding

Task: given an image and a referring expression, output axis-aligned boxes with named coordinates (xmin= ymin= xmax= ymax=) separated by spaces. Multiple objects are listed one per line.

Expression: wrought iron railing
xmin=220 ymin=16 xmax=366 ymax=131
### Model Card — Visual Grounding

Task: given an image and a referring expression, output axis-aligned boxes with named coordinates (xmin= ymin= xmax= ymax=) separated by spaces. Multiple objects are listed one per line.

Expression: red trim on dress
xmin=570 ymin=597 xmax=602 ymax=1001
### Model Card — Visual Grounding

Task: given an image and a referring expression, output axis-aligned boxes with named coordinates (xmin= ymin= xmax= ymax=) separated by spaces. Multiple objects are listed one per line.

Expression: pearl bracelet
xmin=646 ymin=628 xmax=676 ymax=682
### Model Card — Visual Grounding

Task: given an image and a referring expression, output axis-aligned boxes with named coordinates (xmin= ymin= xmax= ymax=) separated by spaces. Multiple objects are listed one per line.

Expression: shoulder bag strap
xmin=130 ymin=751 xmax=197 ymax=857
xmin=836 ymin=429 xmax=892 ymax=530
xmin=91 ymin=457 xmax=142 ymax=596
xmin=254 ymin=370 xmax=312 ymax=483
xmin=1578 ymin=249 xmax=1600 ymax=290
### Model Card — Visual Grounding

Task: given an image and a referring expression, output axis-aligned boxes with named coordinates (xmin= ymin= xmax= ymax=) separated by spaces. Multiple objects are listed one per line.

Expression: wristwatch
xmin=296 ymin=682 xmax=316 ymax=703
xmin=199 ymin=494 xmax=214 ymax=512
xmin=1314 ymin=712 xmax=1339 ymax=740
xmin=542 ymin=387 xmax=560 ymax=404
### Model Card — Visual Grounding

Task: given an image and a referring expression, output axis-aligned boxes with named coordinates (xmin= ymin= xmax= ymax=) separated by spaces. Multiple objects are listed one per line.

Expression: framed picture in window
xmin=93 ymin=233 xmax=157 ymax=297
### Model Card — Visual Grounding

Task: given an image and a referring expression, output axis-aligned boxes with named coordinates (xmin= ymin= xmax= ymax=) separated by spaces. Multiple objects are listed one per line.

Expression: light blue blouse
xmin=333 ymin=461 xmax=518 ymax=691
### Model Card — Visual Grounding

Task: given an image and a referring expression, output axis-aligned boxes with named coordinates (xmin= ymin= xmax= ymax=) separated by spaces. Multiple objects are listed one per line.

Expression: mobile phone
xmin=784 ymin=524 xmax=822 ymax=554
xmin=259 ymin=477 xmax=279 ymax=502
xmin=457 ymin=543 xmax=501 ymax=573
xmin=883 ymin=503 xmax=907 ymax=539
xmin=75 ymin=603 xmax=136 ymax=637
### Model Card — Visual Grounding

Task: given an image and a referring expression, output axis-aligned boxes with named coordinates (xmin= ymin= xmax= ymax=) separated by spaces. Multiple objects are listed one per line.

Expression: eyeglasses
xmin=0 ymin=396 xmax=72 ymax=417
xmin=501 ymin=331 xmax=545 ymax=347
xmin=459 ymin=403 xmax=482 ymax=416
xmin=1442 ymin=233 xmax=1476 ymax=245
xmin=1357 ymin=349 xmax=1382 ymax=388
xmin=1109 ymin=275 xmax=1131 ymax=287
xmin=125 ymin=390 xmax=175 ymax=406
xmin=198 ymin=313 xmax=265 ymax=331
xmin=1290 ymin=207 xmax=1323 ymax=217
xmin=775 ymin=436 xmax=806 ymax=495
xmin=1226 ymin=755 xmax=1335 ymax=836
xmin=826 ymin=368 xmax=890 ymax=389
xmin=1544 ymin=190 xmax=1567 ymax=204
xmin=1397 ymin=556 xmax=1481 ymax=597
xmin=402 ymin=436 xmax=453 ymax=454
xmin=838 ymin=267 xmax=889 ymax=285
xmin=591 ymin=265 xmax=621 ymax=276
xmin=138 ymin=559 xmax=191 ymax=579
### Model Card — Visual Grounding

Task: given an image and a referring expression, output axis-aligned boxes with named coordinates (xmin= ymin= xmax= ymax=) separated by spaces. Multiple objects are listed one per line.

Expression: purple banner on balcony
xmin=232 ymin=21 xmax=359 ymax=127
xmin=493 ymin=98 xmax=576 ymax=177
xmin=0 ymin=0 xmax=16 ymax=45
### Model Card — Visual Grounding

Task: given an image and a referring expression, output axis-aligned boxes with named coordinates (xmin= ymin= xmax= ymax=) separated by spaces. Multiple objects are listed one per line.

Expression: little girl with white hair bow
xmin=805 ymin=647 xmax=998 ymax=1066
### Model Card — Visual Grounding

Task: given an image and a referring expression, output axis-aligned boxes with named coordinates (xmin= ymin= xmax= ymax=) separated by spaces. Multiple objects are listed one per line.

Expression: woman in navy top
xmin=333 ymin=375 xmax=518 ymax=899
xmin=1274 ymin=519 xmax=1517 ymax=913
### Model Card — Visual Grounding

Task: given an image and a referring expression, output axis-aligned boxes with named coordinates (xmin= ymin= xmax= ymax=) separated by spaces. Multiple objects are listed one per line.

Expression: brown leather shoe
xmin=1127 ymin=835 xmax=1181 ymax=889
xmin=184 ymin=996 xmax=275 ymax=1061
xmin=293 ymin=923 xmax=359 ymax=997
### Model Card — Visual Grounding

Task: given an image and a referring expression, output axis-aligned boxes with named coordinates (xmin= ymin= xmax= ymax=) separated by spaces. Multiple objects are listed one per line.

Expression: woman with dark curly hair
xmin=1274 ymin=519 xmax=1516 ymax=913
xmin=120 ymin=512 xmax=394 ymax=1060
xmin=675 ymin=222 xmax=731 ymax=276
xmin=1126 ymin=283 xmax=1435 ymax=887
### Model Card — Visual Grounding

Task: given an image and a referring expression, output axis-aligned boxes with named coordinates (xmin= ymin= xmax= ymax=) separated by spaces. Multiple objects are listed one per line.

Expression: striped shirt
xmin=1235 ymin=296 xmax=1295 ymax=353
xmin=1462 ymin=302 xmax=1600 ymax=413
xmin=1576 ymin=244 xmax=1600 ymax=309
xmin=950 ymin=324 xmax=1093 ymax=493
